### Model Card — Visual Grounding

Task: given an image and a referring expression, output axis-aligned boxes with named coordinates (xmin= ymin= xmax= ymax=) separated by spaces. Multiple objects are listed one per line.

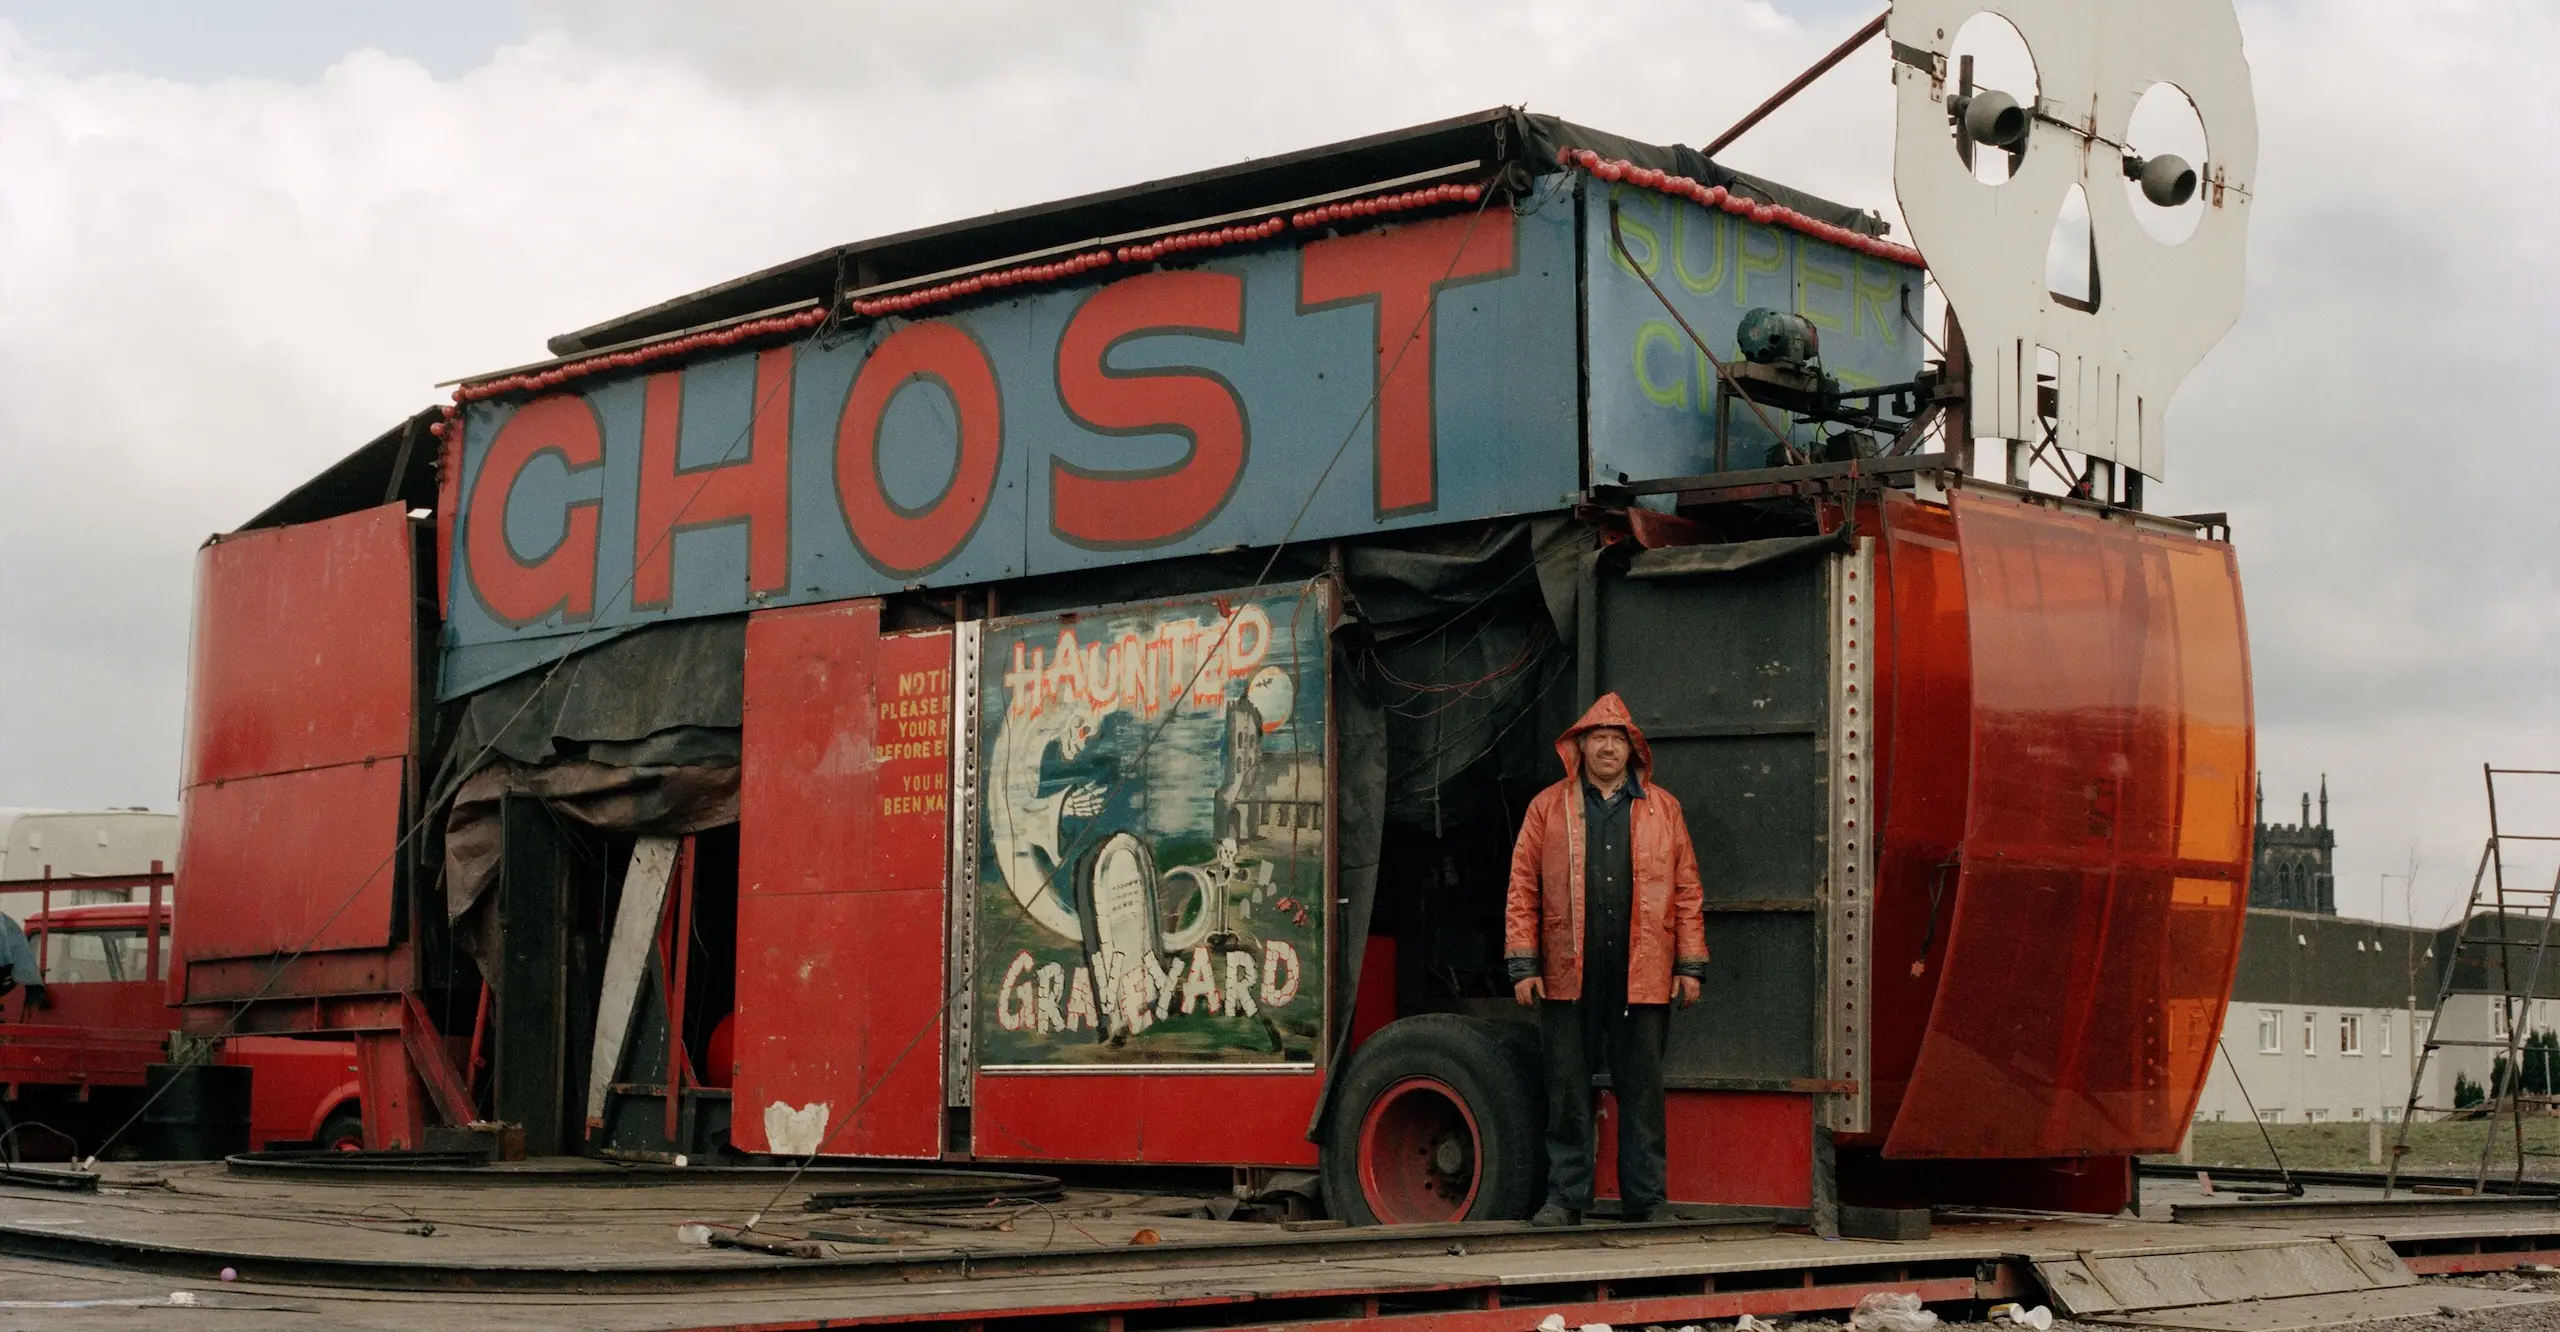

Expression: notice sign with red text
xmin=442 ymin=195 xmax=1578 ymax=696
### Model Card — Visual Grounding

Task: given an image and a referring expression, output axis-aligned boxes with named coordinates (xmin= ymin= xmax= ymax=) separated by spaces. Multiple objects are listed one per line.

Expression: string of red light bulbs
xmin=1552 ymin=146 xmax=1924 ymax=267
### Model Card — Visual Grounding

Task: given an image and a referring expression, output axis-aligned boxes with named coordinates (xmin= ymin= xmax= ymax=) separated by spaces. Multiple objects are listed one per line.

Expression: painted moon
xmin=1246 ymin=666 xmax=1294 ymax=731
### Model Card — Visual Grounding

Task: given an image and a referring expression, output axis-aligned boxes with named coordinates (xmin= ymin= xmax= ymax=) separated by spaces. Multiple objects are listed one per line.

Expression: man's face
xmin=1580 ymin=727 xmax=1631 ymax=784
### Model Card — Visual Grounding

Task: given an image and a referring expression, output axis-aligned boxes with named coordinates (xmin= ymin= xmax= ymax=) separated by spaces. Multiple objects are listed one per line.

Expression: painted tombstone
xmin=975 ymin=582 xmax=1331 ymax=1067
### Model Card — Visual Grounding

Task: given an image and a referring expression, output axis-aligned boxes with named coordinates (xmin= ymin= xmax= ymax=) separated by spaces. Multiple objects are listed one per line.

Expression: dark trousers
xmin=1539 ymin=998 xmax=1669 ymax=1215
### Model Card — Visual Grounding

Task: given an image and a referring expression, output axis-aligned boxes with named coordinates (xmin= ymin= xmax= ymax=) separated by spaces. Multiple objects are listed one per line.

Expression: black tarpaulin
xmin=437 ymin=616 xmax=749 ymax=982
xmin=1625 ymin=529 xmax=1848 ymax=579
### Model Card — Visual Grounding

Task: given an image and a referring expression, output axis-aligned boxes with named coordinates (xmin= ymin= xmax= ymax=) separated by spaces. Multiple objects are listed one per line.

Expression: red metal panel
xmin=1595 ymin=1091 xmax=1813 ymax=1209
xmin=971 ymin=1071 xmax=1323 ymax=1166
xmin=184 ymin=504 xmax=414 ymax=788
xmin=1885 ymin=494 xmax=2252 ymax=1159
xmin=175 ymin=762 xmax=407 ymax=963
xmin=733 ymin=602 xmax=950 ymax=1158
xmin=176 ymin=504 xmax=415 ymax=970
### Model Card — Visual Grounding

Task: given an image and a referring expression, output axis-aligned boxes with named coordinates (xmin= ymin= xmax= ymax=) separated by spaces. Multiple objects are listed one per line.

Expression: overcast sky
xmin=0 ymin=1 xmax=2550 ymax=926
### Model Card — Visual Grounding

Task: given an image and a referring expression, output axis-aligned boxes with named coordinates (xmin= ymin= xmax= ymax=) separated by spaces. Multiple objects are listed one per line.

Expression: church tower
xmin=2250 ymin=771 xmax=2338 ymax=913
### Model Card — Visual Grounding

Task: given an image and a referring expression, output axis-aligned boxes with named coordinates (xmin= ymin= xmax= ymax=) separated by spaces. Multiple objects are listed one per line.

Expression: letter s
xmin=1051 ymin=270 xmax=1248 ymax=548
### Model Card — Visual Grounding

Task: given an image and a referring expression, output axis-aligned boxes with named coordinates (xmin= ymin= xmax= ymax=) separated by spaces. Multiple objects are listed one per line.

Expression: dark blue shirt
xmin=1581 ymin=775 xmax=1641 ymax=1013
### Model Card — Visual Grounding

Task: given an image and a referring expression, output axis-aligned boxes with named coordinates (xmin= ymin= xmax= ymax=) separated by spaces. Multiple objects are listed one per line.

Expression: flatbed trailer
xmin=151 ymin=100 xmax=2257 ymax=1230
xmin=5 ymin=1159 xmax=2560 ymax=1330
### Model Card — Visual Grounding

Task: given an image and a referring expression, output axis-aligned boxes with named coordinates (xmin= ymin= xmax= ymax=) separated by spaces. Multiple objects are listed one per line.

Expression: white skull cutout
xmin=1888 ymin=0 xmax=2258 ymax=480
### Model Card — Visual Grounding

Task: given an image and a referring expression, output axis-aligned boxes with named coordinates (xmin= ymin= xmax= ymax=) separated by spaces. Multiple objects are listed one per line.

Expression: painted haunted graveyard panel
xmin=975 ymin=583 xmax=1330 ymax=1068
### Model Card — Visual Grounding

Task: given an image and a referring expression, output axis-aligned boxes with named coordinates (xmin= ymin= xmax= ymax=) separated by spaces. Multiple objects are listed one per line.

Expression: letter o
xmin=835 ymin=321 xmax=1004 ymax=578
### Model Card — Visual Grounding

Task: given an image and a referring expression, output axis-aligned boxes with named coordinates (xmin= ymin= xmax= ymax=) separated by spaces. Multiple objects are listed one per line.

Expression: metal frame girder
xmin=1822 ymin=539 xmax=1876 ymax=1136
xmin=174 ymin=945 xmax=417 ymax=1019
xmin=682 ymin=1271 xmax=2014 ymax=1332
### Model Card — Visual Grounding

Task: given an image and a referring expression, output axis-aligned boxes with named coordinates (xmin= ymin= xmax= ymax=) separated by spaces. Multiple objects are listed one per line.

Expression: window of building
xmin=2381 ymin=1012 xmax=2393 ymax=1057
xmin=2303 ymin=1108 xmax=2328 ymax=1123
xmin=2350 ymin=1106 xmax=2367 ymax=1120
xmin=2303 ymin=1011 xmax=2319 ymax=1056
xmin=2258 ymin=1009 xmax=2282 ymax=1054
xmin=2341 ymin=1013 xmax=2363 ymax=1056
xmin=2258 ymin=1108 xmax=2283 ymax=1123
xmin=2496 ymin=1001 xmax=2512 ymax=1039
xmin=2383 ymin=1107 xmax=2401 ymax=1123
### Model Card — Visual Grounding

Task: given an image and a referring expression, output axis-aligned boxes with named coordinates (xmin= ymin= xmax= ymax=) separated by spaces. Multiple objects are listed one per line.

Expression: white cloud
xmin=0 ymin=2 xmax=2549 ymax=925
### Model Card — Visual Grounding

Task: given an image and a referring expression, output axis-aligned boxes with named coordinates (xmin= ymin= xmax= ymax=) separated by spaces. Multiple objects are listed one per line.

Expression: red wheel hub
xmin=1356 ymin=1076 xmax=1482 ymax=1224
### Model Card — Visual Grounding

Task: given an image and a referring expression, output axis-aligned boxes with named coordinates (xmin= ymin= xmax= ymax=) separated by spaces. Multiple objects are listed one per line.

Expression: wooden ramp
xmin=2038 ymin=1234 xmax=2557 ymax=1329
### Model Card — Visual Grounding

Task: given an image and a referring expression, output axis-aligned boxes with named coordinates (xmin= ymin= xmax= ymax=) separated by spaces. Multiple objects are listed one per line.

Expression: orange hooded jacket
xmin=1503 ymin=693 xmax=1709 ymax=1004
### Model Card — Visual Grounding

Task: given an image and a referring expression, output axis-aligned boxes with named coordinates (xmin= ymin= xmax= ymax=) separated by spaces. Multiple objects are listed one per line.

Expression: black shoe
xmin=1622 ymin=1205 xmax=1673 ymax=1223
xmin=1530 ymin=1204 xmax=1581 ymax=1228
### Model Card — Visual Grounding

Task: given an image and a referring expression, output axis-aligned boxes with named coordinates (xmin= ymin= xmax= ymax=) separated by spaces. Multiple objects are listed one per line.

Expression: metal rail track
xmin=0 ymin=1212 xmax=1780 ymax=1295
xmin=2139 ymin=1160 xmax=2560 ymax=1197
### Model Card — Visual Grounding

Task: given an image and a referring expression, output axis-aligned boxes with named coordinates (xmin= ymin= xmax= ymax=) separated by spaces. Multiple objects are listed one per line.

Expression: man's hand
xmin=1513 ymin=976 xmax=1544 ymax=1008
xmin=1674 ymin=975 xmax=1701 ymax=1008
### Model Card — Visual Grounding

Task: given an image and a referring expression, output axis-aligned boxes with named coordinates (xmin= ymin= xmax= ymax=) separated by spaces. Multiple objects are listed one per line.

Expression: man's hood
xmin=1555 ymin=692 xmax=1653 ymax=782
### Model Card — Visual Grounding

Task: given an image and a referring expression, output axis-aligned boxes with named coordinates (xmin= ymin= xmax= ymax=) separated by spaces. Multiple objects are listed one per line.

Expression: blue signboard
xmin=443 ymin=195 xmax=1580 ymax=696
xmin=1582 ymin=181 xmax=1926 ymax=485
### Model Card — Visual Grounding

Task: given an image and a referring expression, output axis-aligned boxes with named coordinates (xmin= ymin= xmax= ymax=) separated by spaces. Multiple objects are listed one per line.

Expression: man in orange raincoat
xmin=1505 ymin=693 xmax=1707 ymax=1226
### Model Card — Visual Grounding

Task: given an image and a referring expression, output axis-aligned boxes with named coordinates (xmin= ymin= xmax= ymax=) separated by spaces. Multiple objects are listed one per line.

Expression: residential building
xmin=2196 ymin=908 xmax=2560 ymax=1125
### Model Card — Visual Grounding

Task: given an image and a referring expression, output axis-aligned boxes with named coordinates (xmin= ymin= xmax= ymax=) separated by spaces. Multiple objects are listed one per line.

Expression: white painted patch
xmin=763 ymin=1100 xmax=830 ymax=1156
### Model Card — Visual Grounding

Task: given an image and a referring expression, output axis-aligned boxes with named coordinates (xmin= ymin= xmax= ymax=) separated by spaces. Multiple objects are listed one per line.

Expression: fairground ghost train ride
xmin=156 ymin=19 xmax=2263 ymax=1228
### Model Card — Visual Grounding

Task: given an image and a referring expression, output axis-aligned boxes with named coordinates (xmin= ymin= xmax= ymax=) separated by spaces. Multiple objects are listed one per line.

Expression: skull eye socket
xmin=2124 ymin=82 xmax=2210 ymax=245
xmin=1945 ymin=11 xmax=2039 ymax=186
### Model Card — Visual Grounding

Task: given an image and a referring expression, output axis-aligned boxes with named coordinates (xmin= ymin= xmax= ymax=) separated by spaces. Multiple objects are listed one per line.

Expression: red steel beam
xmin=679 ymin=1274 xmax=1988 ymax=1332
xmin=2403 ymin=1247 xmax=2560 ymax=1275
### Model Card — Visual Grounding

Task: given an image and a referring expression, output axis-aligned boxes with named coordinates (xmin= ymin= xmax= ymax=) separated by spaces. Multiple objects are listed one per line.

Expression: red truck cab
xmin=2 ymin=902 xmax=363 ymax=1155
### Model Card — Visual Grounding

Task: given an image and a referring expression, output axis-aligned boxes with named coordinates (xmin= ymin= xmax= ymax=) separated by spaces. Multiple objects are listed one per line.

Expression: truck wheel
xmin=1320 ymin=1015 xmax=1542 ymax=1225
xmin=317 ymin=1109 xmax=365 ymax=1152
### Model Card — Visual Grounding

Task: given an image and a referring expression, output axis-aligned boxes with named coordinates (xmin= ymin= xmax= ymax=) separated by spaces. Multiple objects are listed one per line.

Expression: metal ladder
xmin=2388 ymin=766 xmax=2560 ymax=1195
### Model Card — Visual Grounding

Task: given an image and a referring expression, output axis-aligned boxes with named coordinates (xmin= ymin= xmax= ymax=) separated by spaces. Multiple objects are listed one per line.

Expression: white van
xmin=0 ymin=808 xmax=179 ymax=921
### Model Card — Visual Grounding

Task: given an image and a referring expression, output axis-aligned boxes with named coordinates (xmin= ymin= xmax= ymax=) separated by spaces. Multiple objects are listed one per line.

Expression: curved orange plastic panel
xmin=1863 ymin=494 xmax=1973 ymax=1136
xmin=1882 ymin=493 xmax=2251 ymax=1159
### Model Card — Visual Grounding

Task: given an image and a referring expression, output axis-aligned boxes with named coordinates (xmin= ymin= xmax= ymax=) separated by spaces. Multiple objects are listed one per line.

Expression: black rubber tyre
xmin=1320 ymin=1014 xmax=1544 ymax=1225
xmin=316 ymin=1108 xmax=366 ymax=1153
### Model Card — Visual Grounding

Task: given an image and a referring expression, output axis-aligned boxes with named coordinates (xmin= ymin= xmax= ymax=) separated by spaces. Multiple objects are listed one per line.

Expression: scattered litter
xmin=1987 ymin=1302 xmax=2053 ymax=1329
xmin=709 ymin=1230 xmax=824 ymax=1259
xmin=1129 ymin=1227 xmax=1161 ymax=1245
xmin=676 ymin=1223 xmax=713 ymax=1246
xmin=1736 ymin=1318 xmax=1778 ymax=1332
xmin=1538 ymin=1316 xmax=1567 ymax=1332
xmin=168 ymin=1292 xmax=197 ymax=1306
xmin=1849 ymin=1290 xmax=1939 ymax=1331
xmin=217 ymin=1266 xmax=236 ymax=1282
